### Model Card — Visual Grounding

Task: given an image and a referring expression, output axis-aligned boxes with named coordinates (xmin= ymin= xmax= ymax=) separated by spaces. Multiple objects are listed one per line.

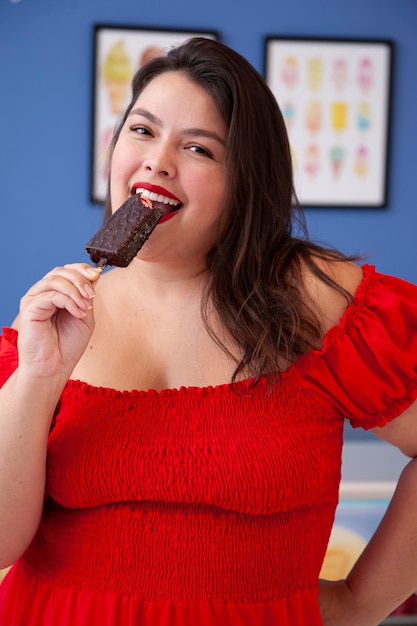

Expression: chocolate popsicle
xmin=85 ymin=195 xmax=163 ymax=268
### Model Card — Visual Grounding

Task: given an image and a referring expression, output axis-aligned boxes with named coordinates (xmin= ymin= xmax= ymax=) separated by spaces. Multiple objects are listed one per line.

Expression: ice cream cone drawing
xmin=307 ymin=57 xmax=323 ymax=91
xmin=357 ymin=101 xmax=371 ymax=132
xmin=354 ymin=145 xmax=369 ymax=177
xmin=329 ymin=145 xmax=346 ymax=178
xmin=102 ymin=40 xmax=133 ymax=115
xmin=281 ymin=56 xmax=299 ymax=90
xmin=305 ymin=99 xmax=322 ymax=134
xmin=282 ymin=101 xmax=296 ymax=132
xmin=331 ymin=101 xmax=348 ymax=133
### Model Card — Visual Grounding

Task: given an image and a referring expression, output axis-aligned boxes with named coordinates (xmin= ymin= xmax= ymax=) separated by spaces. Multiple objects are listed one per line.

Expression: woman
xmin=0 ymin=37 xmax=417 ymax=625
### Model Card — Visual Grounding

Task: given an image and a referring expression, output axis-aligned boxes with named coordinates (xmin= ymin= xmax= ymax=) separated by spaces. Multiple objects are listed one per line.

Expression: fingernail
xmin=85 ymin=267 xmax=101 ymax=278
xmin=82 ymin=283 xmax=96 ymax=298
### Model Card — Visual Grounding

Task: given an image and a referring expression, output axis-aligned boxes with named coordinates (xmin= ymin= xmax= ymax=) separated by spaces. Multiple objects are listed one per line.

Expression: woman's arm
xmin=0 ymin=367 xmax=67 ymax=568
xmin=319 ymin=402 xmax=417 ymax=625
xmin=0 ymin=264 xmax=100 ymax=568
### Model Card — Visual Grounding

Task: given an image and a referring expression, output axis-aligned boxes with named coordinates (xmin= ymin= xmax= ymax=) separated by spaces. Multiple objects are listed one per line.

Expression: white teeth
xmin=135 ymin=188 xmax=150 ymax=197
xmin=134 ymin=187 xmax=180 ymax=207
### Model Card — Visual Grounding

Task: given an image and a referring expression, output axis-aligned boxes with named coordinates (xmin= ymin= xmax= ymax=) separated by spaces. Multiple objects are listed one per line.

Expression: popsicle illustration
xmin=307 ymin=57 xmax=323 ymax=91
xmin=281 ymin=55 xmax=299 ymax=89
xmin=354 ymin=145 xmax=369 ymax=177
xmin=357 ymin=57 xmax=373 ymax=93
xmin=332 ymin=58 xmax=348 ymax=92
xmin=305 ymin=100 xmax=322 ymax=133
xmin=331 ymin=101 xmax=348 ymax=132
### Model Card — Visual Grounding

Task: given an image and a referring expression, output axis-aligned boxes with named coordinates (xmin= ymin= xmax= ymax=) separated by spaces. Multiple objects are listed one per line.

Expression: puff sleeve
xmin=301 ymin=265 xmax=417 ymax=429
xmin=0 ymin=327 xmax=19 ymax=388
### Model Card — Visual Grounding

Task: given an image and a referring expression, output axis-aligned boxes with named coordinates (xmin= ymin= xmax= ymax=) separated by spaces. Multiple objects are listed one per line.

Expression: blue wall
xmin=1 ymin=0 xmax=416 ymax=338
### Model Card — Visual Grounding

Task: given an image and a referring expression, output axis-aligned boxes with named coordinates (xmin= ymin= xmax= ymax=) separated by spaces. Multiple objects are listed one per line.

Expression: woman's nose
xmin=143 ymin=144 xmax=176 ymax=177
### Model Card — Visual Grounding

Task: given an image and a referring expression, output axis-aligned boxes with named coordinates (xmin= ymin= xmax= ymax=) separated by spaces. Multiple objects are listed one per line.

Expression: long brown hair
xmin=106 ymin=37 xmax=357 ymax=382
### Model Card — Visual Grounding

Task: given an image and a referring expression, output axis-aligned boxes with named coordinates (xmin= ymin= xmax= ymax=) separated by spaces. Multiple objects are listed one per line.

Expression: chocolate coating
xmin=85 ymin=196 xmax=163 ymax=267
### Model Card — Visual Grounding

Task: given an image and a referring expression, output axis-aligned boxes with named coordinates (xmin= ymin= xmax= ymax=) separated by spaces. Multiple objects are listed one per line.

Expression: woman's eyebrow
xmin=129 ymin=108 xmax=226 ymax=146
xmin=182 ymin=128 xmax=226 ymax=146
xmin=130 ymin=107 xmax=162 ymax=125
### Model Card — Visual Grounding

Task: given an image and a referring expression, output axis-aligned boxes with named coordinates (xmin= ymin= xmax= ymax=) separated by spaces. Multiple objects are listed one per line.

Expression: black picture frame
xmin=264 ymin=36 xmax=393 ymax=208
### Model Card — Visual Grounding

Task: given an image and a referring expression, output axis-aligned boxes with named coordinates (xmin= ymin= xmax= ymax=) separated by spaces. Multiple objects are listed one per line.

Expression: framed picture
xmin=91 ymin=24 xmax=219 ymax=203
xmin=264 ymin=37 xmax=393 ymax=208
xmin=320 ymin=480 xmax=395 ymax=582
xmin=321 ymin=481 xmax=417 ymax=619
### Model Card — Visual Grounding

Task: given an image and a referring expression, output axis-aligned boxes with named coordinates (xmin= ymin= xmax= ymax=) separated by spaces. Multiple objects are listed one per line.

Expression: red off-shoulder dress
xmin=1 ymin=265 xmax=417 ymax=625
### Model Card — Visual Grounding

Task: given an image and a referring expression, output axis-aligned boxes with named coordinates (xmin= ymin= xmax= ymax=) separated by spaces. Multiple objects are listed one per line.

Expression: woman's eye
xmin=130 ymin=125 xmax=152 ymax=136
xmin=188 ymin=145 xmax=212 ymax=157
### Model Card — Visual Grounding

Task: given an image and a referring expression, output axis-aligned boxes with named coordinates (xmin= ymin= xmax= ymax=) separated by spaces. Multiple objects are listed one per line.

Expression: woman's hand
xmin=16 ymin=263 xmax=102 ymax=380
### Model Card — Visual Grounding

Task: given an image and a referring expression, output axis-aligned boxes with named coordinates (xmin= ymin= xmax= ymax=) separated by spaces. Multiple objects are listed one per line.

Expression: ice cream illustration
xmin=305 ymin=99 xmax=322 ymax=133
xmin=307 ymin=57 xmax=323 ymax=91
xmin=304 ymin=144 xmax=321 ymax=178
xmin=329 ymin=145 xmax=346 ymax=178
xmin=357 ymin=101 xmax=371 ymax=132
xmin=281 ymin=55 xmax=299 ymax=90
xmin=99 ymin=127 xmax=114 ymax=181
xmin=0 ymin=567 xmax=11 ymax=584
xmin=332 ymin=58 xmax=348 ymax=91
xmin=357 ymin=57 xmax=373 ymax=93
xmin=320 ymin=526 xmax=367 ymax=581
xmin=354 ymin=145 xmax=369 ymax=177
xmin=282 ymin=101 xmax=296 ymax=132
xmin=331 ymin=101 xmax=348 ymax=132
xmin=289 ymin=144 xmax=298 ymax=173
xmin=139 ymin=45 xmax=164 ymax=68
xmin=102 ymin=40 xmax=133 ymax=115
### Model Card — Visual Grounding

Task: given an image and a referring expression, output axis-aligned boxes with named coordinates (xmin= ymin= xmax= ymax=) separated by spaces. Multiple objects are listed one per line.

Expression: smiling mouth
xmin=133 ymin=187 xmax=182 ymax=216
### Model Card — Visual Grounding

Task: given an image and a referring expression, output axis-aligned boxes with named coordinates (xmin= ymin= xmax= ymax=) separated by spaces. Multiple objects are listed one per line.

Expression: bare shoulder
xmin=11 ymin=316 xmax=19 ymax=331
xmin=302 ymin=258 xmax=364 ymax=335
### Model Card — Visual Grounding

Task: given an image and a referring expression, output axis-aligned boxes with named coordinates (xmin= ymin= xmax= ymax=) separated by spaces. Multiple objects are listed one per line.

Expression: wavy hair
xmin=105 ymin=37 xmax=357 ymax=382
